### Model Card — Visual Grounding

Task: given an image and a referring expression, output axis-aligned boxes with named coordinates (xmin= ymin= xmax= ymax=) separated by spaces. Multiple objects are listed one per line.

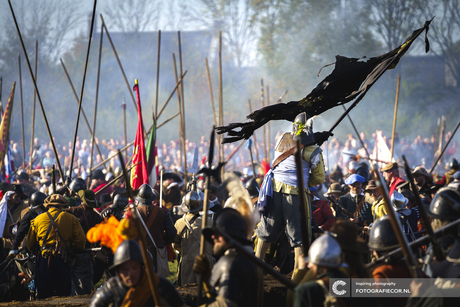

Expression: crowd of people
xmin=1 ymin=112 xmax=460 ymax=307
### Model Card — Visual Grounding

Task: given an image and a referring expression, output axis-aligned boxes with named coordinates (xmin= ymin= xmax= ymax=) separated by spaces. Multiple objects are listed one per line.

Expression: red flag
xmin=130 ymin=79 xmax=149 ymax=190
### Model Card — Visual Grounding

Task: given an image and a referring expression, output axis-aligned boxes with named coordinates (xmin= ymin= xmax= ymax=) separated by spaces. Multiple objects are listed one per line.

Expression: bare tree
xmin=418 ymin=0 xmax=460 ymax=87
xmin=103 ymin=0 xmax=161 ymax=32
xmin=0 ymin=0 xmax=83 ymax=69
xmin=188 ymin=0 xmax=257 ymax=67
xmin=367 ymin=0 xmax=421 ymax=50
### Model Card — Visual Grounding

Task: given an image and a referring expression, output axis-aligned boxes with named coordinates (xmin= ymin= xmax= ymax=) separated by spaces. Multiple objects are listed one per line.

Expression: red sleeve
xmin=319 ymin=200 xmax=335 ymax=231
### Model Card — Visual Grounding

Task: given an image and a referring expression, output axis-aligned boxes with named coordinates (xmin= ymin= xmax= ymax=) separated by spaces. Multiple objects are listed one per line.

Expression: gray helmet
xmin=109 ymin=240 xmax=144 ymax=270
xmin=305 ymin=233 xmax=342 ymax=268
xmin=180 ymin=191 xmax=203 ymax=213
xmin=348 ymin=161 xmax=359 ymax=173
xmin=69 ymin=178 xmax=87 ymax=193
xmin=292 ymin=112 xmax=315 ymax=145
xmin=245 ymin=178 xmax=260 ymax=199
xmin=391 ymin=191 xmax=408 ymax=210
xmin=135 ymin=184 xmax=156 ymax=205
xmin=428 ymin=187 xmax=460 ymax=220
xmin=203 ymin=208 xmax=250 ymax=245
xmin=368 ymin=216 xmax=399 ymax=251
xmin=113 ymin=194 xmax=129 ymax=211
xmin=451 ymin=158 xmax=459 ymax=170
xmin=30 ymin=192 xmax=47 ymax=209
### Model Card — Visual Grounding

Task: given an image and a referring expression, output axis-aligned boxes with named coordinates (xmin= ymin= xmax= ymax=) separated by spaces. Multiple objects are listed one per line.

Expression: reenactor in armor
xmin=438 ymin=158 xmax=459 ymax=186
xmin=8 ymin=192 xmax=47 ymax=257
xmin=1 ymin=185 xmax=29 ymax=262
xmin=391 ymin=191 xmax=419 ymax=242
xmin=412 ymin=166 xmax=434 ymax=202
xmin=448 ymin=171 xmax=460 ymax=191
xmin=89 ymin=239 xmax=185 ymax=307
xmin=101 ymin=194 xmax=128 ymax=221
xmin=369 ymin=216 xmax=413 ymax=307
xmin=193 ymin=208 xmax=263 ymax=307
xmin=423 ymin=188 xmax=460 ymax=277
xmin=173 ymin=191 xmax=214 ymax=286
xmin=65 ymin=190 xmax=104 ymax=294
xmin=135 ymin=183 xmax=176 ymax=277
xmin=293 ymin=234 xmax=352 ymax=307
xmin=255 ymin=112 xmax=325 ymax=271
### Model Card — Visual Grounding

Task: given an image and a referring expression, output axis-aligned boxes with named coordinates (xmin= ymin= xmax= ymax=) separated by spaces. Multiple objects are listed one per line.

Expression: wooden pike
xmin=69 ymin=0 xmax=98 ymax=180
xmin=178 ymin=31 xmax=187 ymax=176
xmin=372 ymin=164 xmax=420 ymax=278
xmin=390 ymin=74 xmax=401 ymax=160
xmin=218 ymin=32 xmax=224 ymax=175
xmin=172 ymin=53 xmax=184 ymax=179
xmin=155 ymin=30 xmax=161 ymax=118
xmin=100 ymin=14 xmax=147 ymax=137
xmin=117 ymin=151 xmax=161 ymax=306
xmin=157 ymin=111 xmax=180 ymax=129
xmin=430 ymin=118 xmax=460 ymax=174
xmin=18 ymin=53 xmax=25 ymax=168
xmin=122 ymin=96 xmax=127 ymax=162
xmin=155 ymin=71 xmax=187 ymax=121
xmin=89 ymin=22 xmax=104 ymax=178
xmin=7 ymin=0 xmax=64 ymax=181
xmin=29 ymin=41 xmax=38 ymax=175
xmin=206 ymin=58 xmax=217 ymax=128
xmin=60 ymin=59 xmax=107 ymax=170
xmin=266 ymin=85 xmax=270 ymax=161
xmin=402 ymin=155 xmax=444 ymax=261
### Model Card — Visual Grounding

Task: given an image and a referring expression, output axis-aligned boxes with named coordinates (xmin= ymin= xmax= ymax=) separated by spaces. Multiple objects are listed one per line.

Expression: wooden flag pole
xmin=60 ymin=59 xmax=107 ymax=170
xmin=29 ymin=41 xmax=38 ymax=175
xmin=69 ymin=0 xmax=98 ymax=181
xmin=248 ymin=99 xmax=260 ymax=163
xmin=155 ymin=30 xmax=161 ymax=119
xmin=390 ymin=74 xmax=401 ymax=160
xmin=7 ymin=0 xmax=64 ymax=181
xmin=89 ymin=22 xmax=104 ymax=178
xmin=261 ymin=78 xmax=267 ymax=161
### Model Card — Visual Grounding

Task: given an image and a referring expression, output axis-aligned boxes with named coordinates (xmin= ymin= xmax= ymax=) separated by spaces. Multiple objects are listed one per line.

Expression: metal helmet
xmin=69 ymin=178 xmax=87 ymax=193
xmin=109 ymin=240 xmax=144 ymax=270
xmin=203 ymin=208 xmax=249 ymax=244
xmin=30 ymin=192 xmax=47 ymax=209
xmin=245 ymin=178 xmax=260 ymax=199
xmin=368 ymin=216 xmax=399 ymax=251
xmin=134 ymin=184 xmax=156 ymax=205
xmin=292 ymin=112 xmax=315 ymax=145
xmin=305 ymin=233 xmax=342 ymax=268
xmin=113 ymin=194 xmax=129 ymax=211
xmin=391 ymin=191 xmax=408 ymax=210
xmin=428 ymin=187 xmax=460 ymax=220
xmin=348 ymin=161 xmax=359 ymax=174
xmin=451 ymin=158 xmax=459 ymax=170
xmin=180 ymin=191 xmax=203 ymax=213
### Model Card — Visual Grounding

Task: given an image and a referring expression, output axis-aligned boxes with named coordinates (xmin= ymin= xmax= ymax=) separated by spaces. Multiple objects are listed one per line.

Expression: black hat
xmin=17 ymin=172 xmax=29 ymax=181
xmin=203 ymin=208 xmax=251 ymax=245
xmin=6 ymin=184 xmax=28 ymax=199
xmin=99 ymin=193 xmax=112 ymax=207
xmin=91 ymin=169 xmax=105 ymax=181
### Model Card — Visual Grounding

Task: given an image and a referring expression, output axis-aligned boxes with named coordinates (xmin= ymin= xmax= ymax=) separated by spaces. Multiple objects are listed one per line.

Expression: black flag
xmin=216 ymin=19 xmax=432 ymax=144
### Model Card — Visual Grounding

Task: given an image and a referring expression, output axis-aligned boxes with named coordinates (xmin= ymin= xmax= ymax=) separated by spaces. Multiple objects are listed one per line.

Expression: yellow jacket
xmin=27 ymin=207 xmax=86 ymax=257
xmin=371 ymin=196 xmax=387 ymax=221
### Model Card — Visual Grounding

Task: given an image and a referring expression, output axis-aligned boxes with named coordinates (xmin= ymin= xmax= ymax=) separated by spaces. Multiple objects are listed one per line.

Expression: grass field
xmin=167 ymin=260 xmax=178 ymax=284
